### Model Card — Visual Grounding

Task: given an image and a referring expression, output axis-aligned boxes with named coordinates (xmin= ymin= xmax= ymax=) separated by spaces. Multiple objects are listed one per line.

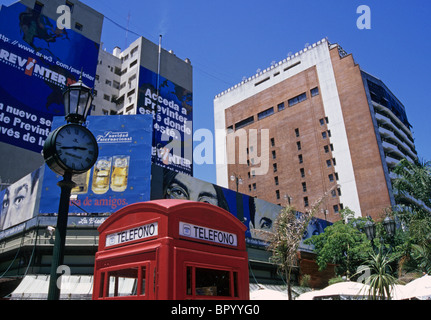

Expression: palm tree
xmin=357 ymin=251 xmax=398 ymax=300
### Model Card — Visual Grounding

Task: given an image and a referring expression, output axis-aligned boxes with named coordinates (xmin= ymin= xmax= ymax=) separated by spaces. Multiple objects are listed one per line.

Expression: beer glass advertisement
xmin=0 ymin=167 xmax=42 ymax=232
xmin=39 ymin=114 xmax=153 ymax=214
xmin=0 ymin=2 xmax=99 ymax=153
xmin=137 ymin=66 xmax=193 ymax=176
xmin=152 ymin=166 xmax=331 ymax=249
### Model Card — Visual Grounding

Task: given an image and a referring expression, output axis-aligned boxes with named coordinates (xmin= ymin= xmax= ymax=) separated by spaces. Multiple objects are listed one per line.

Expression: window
xmin=273 ymin=163 xmax=278 ymax=173
xmin=105 ymin=79 xmax=112 ymax=86
xmin=130 ymin=60 xmax=138 ymax=68
xmin=324 ymin=145 xmax=330 ymax=153
xmin=297 ymin=141 xmax=301 ymax=151
xmin=337 ymin=187 xmax=342 ymax=196
xmin=276 ymin=190 xmax=280 ymax=200
xmin=34 ymin=1 xmax=44 ymax=13
xmin=304 ymin=197 xmax=309 ymax=207
xmin=66 ymin=1 xmax=74 ymax=12
xmin=253 ymin=183 xmax=256 ymax=190
xmin=331 ymin=190 xmax=337 ymax=198
xmin=320 ymin=118 xmax=325 ymax=126
xmin=248 ymin=185 xmax=251 ymax=192
xmin=322 ymin=131 xmax=327 ymax=139
xmin=272 ymin=150 xmax=276 ymax=159
xmin=332 ymin=158 xmax=337 ymax=166
xmin=333 ymin=205 xmax=339 ymax=214
xmin=75 ymin=23 xmax=83 ymax=31
xmin=235 ymin=116 xmax=254 ymax=130
xmin=277 ymin=102 xmax=285 ymax=111
xmin=274 ymin=176 xmax=279 ymax=186
xmin=103 ymin=94 xmax=111 ymax=101
xmin=295 ymin=128 xmax=300 ymax=137
xmin=186 ymin=266 xmax=238 ymax=298
xmin=330 ymin=144 xmax=334 ymax=151
xmin=270 ymin=138 xmax=275 ymax=147
xmin=326 ymin=159 xmax=332 ymax=168
xmin=329 ymin=174 xmax=334 ymax=182
xmin=258 ymin=107 xmax=274 ymax=120
xmin=311 ymin=87 xmax=319 ymax=97
xmin=106 ymin=267 xmax=146 ymax=298
xmin=302 ymin=182 xmax=307 ymax=192
xmin=298 ymin=154 xmax=303 ymax=164
xmin=130 ymin=46 xmax=139 ymax=57
xmin=288 ymin=92 xmax=307 ymax=107
xmin=300 ymin=168 xmax=305 ymax=178
xmin=335 ymin=172 xmax=339 ymax=181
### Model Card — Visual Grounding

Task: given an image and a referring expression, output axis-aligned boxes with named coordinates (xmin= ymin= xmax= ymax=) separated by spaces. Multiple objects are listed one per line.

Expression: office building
xmin=214 ymin=38 xmax=420 ymax=221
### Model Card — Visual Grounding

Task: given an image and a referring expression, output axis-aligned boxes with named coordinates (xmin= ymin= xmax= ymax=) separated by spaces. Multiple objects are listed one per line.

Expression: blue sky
xmin=3 ymin=0 xmax=430 ymax=184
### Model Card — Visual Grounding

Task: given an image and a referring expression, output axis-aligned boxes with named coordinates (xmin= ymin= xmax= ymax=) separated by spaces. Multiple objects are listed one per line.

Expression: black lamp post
xmin=230 ymin=174 xmax=243 ymax=192
xmin=363 ymin=216 xmax=396 ymax=253
xmin=45 ymin=75 xmax=96 ymax=300
xmin=383 ymin=216 xmax=396 ymax=237
xmin=364 ymin=219 xmax=376 ymax=242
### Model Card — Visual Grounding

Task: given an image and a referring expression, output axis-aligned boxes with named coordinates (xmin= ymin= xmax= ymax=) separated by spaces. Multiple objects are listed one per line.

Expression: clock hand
xmin=60 ymin=146 xmax=88 ymax=151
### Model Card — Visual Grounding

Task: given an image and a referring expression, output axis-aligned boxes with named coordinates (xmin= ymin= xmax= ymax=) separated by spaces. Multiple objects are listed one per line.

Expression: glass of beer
xmin=91 ymin=157 xmax=112 ymax=194
xmin=110 ymin=155 xmax=130 ymax=192
xmin=71 ymin=170 xmax=90 ymax=194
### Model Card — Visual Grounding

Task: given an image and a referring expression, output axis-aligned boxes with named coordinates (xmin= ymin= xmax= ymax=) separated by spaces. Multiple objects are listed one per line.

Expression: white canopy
xmin=401 ymin=275 xmax=431 ymax=300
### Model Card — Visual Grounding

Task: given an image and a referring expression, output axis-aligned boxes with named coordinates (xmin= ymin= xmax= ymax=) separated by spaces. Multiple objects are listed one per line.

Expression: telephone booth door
xmin=94 ymin=251 xmax=157 ymax=300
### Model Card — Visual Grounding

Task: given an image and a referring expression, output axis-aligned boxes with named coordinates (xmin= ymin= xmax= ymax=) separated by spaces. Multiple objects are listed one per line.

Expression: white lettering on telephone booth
xmin=106 ymin=222 xmax=158 ymax=247
xmin=179 ymin=222 xmax=237 ymax=247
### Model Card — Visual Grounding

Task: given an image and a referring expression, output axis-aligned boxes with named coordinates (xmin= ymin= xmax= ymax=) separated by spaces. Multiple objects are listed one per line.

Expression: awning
xmin=10 ymin=275 xmax=93 ymax=300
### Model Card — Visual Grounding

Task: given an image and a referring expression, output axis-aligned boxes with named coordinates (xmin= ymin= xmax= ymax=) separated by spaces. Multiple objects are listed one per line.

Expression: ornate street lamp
xmin=44 ymin=75 xmax=98 ymax=300
xmin=383 ymin=216 xmax=396 ymax=237
xmin=63 ymin=75 xmax=93 ymax=124
xmin=230 ymin=174 xmax=243 ymax=192
xmin=364 ymin=219 xmax=376 ymax=241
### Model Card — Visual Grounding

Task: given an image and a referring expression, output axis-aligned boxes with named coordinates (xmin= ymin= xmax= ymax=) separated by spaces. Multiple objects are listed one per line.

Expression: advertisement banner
xmin=0 ymin=166 xmax=42 ymax=231
xmin=0 ymin=2 xmax=99 ymax=153
xmin=39 ymin=114 xmax=153 ymax=214
xmin=137 ymin=66 xmax=193 ymax=176
xmin=152 ymin=166 xmax=331 ymax=249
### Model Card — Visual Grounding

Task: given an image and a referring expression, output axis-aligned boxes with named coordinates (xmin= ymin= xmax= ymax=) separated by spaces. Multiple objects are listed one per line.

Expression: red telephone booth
xmin=92 ymin=199 xmax=249 ymax=300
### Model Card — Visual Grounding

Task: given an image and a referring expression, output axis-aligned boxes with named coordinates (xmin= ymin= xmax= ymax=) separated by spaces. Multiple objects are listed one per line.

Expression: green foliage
xmin=304 ymin=209 xmax=371 ymax=277
xmin=392 ymin=158 xmax=431 ymax=209
xmin=391 ymin=158 xmax=431 ymax=275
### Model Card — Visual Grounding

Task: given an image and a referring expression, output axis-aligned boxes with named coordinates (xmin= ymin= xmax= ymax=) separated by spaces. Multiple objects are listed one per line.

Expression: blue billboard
xmin=152 ymin=166 xmax=332 ymax=250
xmin=39 ymin=114 xmax=153 ymax=214
xmin=0 ymin=2 xmax=99 ymax=153
xmin=137 ymin=66 xmax=193 ymax=176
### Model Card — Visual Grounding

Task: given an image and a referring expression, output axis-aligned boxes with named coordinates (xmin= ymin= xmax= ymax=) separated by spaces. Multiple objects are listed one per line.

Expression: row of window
xmin=228 ymin=87 xmax=320 ymax=132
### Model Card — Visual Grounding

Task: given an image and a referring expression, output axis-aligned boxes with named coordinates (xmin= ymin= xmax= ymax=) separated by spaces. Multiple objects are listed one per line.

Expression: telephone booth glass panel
xmin=186 ymin=266 xmax=239 ymax=299
xmin=97 ymin=263 xmax=150 ymax=299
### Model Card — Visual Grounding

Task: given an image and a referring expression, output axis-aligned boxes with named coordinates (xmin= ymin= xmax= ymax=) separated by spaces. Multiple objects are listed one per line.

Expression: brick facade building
xmin=214 ymin=39 xmax=419 ymax=222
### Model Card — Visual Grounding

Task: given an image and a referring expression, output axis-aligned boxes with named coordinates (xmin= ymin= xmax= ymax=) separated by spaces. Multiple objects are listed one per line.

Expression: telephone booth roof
xmin=97 ymin=199 xmax=248 ymax=252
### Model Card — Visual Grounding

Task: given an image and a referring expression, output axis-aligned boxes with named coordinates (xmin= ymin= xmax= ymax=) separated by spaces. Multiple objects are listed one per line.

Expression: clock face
xmin=44 ymin=124 xmax=99 ymax=175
